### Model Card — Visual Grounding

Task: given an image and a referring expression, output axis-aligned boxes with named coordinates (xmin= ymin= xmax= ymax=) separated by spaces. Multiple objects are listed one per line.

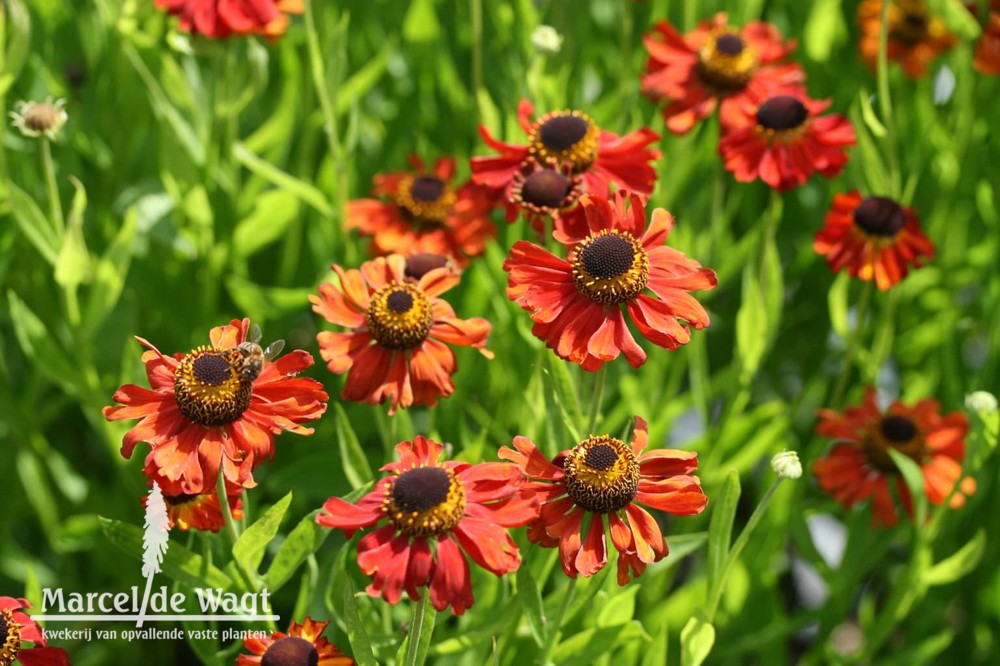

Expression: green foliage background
xmin=1 ymin=0 xmax=998 ymax=664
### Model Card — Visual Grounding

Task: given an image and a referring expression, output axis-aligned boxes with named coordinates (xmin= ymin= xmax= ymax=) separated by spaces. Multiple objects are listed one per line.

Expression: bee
xmin=236 ymin=323 xmax=285 ymax=382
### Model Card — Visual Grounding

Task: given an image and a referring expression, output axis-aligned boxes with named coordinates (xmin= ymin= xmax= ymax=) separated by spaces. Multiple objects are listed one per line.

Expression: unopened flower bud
xmin=771 ymin=450 xmax=802 ymax=479
xmin=966 ymin=391 xmax=998 ymax=415
xmin=10 ymin=98 xmax=68 ymax=139
xmin=531 ymin=25 xmax=563 ymax=56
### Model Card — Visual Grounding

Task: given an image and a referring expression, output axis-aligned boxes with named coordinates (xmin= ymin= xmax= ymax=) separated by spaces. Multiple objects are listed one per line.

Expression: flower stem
xmin=216 ymin=464 xmax=241 ymax=544
xmin=539 ymin=578 xmax=577 ymax=663
xmin=830 ymin=279 xmax=874 ymax=407
xmin=876 ymin=0 xmax=901 ymax=199
xmin=706 ymin=477 xmax=784 ymax=622
xmin=759 ymin=191 xmax=782 ymax=292
xmin=470 ymin=0 xmax=483 ymax=122
xmin=40 ymin=137 xmax=64 ymax=236
xmin=587 ymin=364 xmax=607 ymax=434
xmin=403 ymin=594 xmax=436 ymax=666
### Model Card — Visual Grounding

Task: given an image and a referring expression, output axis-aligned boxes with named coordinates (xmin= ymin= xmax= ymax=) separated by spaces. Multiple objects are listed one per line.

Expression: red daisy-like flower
xmin=718 ymin=93 xmax=855 ymax=192
xmin=499 ymin=417 xmax=707 ymax=584
xmin=858 ymin=0 xmax=956 ymax=79
xmin=503 ymin=157 xmax=588 ymax=238
xmin=155 ymin=0 xmax=303 ymax=39
xmin=814 ymin=388 xmax=975 ymax=527
xmin=346 ymin=155 xmax=498 ymax=266
xmin=316 ymin=436 xmax=538 ymax=615
xmin=310 ymin=255 xmax=492 ymax=415
xmin=0 ymin=596 xmax=71 ymax=666
xmin=814 ymin=191 xmax=934 ymax=290
xmin=104 ymin=319 xmax=328 ymax=494
xmin=471 ymin=99 xmax=661 ymax=198
xmin=236 ymin=617 xmax=352 ymax=666
xmin=142 ymin=473 xmax=244 ymax=532
xmin=504 ymin=191 xmax=717 ymax=370
xmin=970 ymin=1 xmax=1000 ymax=75
xmin=641 ymin=12 xmax=805 ymax=134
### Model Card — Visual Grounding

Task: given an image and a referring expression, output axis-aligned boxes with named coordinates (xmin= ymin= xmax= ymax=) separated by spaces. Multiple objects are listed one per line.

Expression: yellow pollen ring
xmin=366 ymin=283 xmax=434 ymax=350
xmin=563 ymin=436 xmax=640 ymax=513
xmin=382 ymin=467 xmax=467 ymax=537
xmin=173 ymin=347 xmax=253 ymax=427
xmin=696 ymin=32 xmax=758 ymax=91
xmin=1 ymin=607 xmax=22 ymax=666
xmin=527 ymin=110 xmax=601 ymax=174
xmin=394 ymin=175 xmax=456 ymax=224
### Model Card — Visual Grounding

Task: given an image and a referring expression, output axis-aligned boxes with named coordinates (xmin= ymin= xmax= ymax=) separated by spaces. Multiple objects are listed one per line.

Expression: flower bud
xmin=531 ymin=25 xmax=563 ymax=56
xmin=9 ymin=98 xmax=68 ymax=139
xmin=771 ymin=450 xmax=802 ymax=479
xmin=966 ymin=390 xmax=998 ymax=415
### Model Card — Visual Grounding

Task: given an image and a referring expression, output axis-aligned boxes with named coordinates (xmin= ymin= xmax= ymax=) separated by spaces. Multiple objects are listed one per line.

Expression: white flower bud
xmin=966 ymin=391 xmax=998 ymax=415
xmin=531 ymin=25 xmax=563 ymax=56
xmin=771 ymin=450 xmax=802 ymax=479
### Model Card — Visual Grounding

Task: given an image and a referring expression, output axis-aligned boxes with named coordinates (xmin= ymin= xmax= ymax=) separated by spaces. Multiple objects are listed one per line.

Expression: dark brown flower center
xmin=164 ymin=493 xmax=201 ymax=507
xmin=563 ymin=436 xmax=640 ymax=513
xmin=386 ymin=290 xmax=414 ymax=314
xmin=581 ymin=235 xmax=635 ymax=278
xmin=262 ymin=636 xmax=319 ymax=666
xmin=522 ymin=169 xmax=570 ymax=209
xmin=715 ymin=33 xmax=745 ymax=55
xmin=366 ymin=283 xmax=433 ymax=349
xmin=193 ymin=354 xmax=232 ymax=386
xmin=174 ymin=348 xmax=253 ymax=427
xmin=539 ymin=115 xmax=590 ymax=151
xmin=24 ymin=103 xmax=61 ymax=133
xmin=392 ymin=467 xmax=450 ymax=512
xmin=410 ymin=176 xmax=446 ymax=203
xmin=756 ymin=96 xmax=809 ymax=131
xmin=881 ymin=415 xmax=917 ymax=443
xmin=892 ymin=11 xmax=930 ymax=45
xmin=404 ymin=253 xmax=449 ymax=280
xmin=854 ymin=197 xmax=906 ymax=237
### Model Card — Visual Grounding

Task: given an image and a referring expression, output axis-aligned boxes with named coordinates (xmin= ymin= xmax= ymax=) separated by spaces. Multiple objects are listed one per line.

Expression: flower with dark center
xmin=505 ymin=191 xmax=717 ymax=371
xmin=311 ymin=255 xmax=493 ymax=414
xmin=642 ymin=13 xmax=804 ymax=134
xmin=317 ymin=436 xmax=539 ymax=615
xmin=500 ymin=417 xmax=707 ymax=583
xmin=404 ymin=253 xmax=450 ymax=280
xmin=346 ymin=154 xmax=497 ymax=266
xmin=237 ymin=617 xmax=352 ymax=666
xmin=814 ymin=387 xmax=975 ymax=527
xmin=0 ymin=597 xmax=70 ymax=666
xmin=858 ymin=0 xmax=956 ymax=78
xmin=504 ymin=158 xmax=585 ymax=237
xmin=143 ymin=471 xmax=244 ymax=532
xmin=9 ymin=98 xmax=68 ymax=139
xmin=155 ymin=0 xmax=303 ymax=39
xmin=719 ymin=92 xmax=855 ymax=192
xmin=973 ymin=4 xmax=1000 ymax=76
xmin=104 ymin=318 xmax=328 ymax=495
xmin=472 ymin=98 xmax=660 ymax=197
xmin=815 ymin=191 xmax=933 ymax=290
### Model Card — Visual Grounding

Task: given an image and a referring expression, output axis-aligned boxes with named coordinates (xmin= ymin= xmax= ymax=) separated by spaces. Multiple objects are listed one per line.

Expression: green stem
xmin=41 ymin=138 xmax=64 ymax=235
xmin=586 ymin=364 xmax=607 ymax=434
xmin=470 ymin=0 xmax=483 ymax=122
xmin=830 ymin=279 xmax=874 ymax=407
xmin=403 ymin=594 xmax=435 ymax=666
xmin=539 ymin=578 xmax=577 ymax=663
xmin=759 ymin=191 xmax=781 ymax=291
xmin=617 ymin=0 xmax=634 ymax=125
xmin=876 ymin=0 xmax=901 ymax=198
xmin=216 ymin=464 xmax=241 ymax=544
xmin=706 ymin=477 xmax=784 ymax=621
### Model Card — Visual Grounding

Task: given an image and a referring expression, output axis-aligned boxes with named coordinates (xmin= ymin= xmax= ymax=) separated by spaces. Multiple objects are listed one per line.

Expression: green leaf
xmin=680 ymin=611 xmax=715 ymax=666
xmin=888 ymin=449 xmax=928 ymax=526
xmin=859 ymin=89 xmax=887 ymax=138
xmin=924 ymin=529 xmax=987 ymax=587
xmin=233 ymin=143 xmax=333 ymax=217
xmin=403 ymin=593 xmax=436 ymax=666
xmin=84 ymin=207 xmax=137 ymax=335
xmin=334 ymin=403 xmax=374 ymax=490
xmin=926 ymin=0 xmax=982 ymax=39
xmin=225 ymin=276 xmax=314 ymax=322
xmin=596 ymin=585 xmax=638 ymax=626
xmin=8 ymin=183 xmax=59 ymax=265
xmin=343 ymin=581 xmax=378 ymax=666
xmin=403 ymin=0 xmax=441 ymax=43
xmin=263 ymin=510 xmax=330 ymax=591
xmin=516 ymin=565 xmax=545 ymax=647
xmin=335 ymin=42 xmax=393 ymax=115
xmin=54 ymin=176 xmax=91 ymax=289
xmin=0 ymin=0 xmax=31 ymax=97
xmin=233 ymin=492 xmax=292 ymax=575
xmin=827 ymin=273 xmax=851 ymax=341
xmin=7 ymin=291 xmax=76 ymax=392
xmin=707 ymin=471 xmax=741 ymax=600
xmin=99 ymin=518 xmax=231 ymax=589
xmin=803 ymin=0 xmax=845 ymax=62
xmin=735 ymin=267 xmax=767 ymax=383
xmin=232 ymin=189 xmax=301 ymax=258
xmin=552 ymin=622 xmax=647 ymax=663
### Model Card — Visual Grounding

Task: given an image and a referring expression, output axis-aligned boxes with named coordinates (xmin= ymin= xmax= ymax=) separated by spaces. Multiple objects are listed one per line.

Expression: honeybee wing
xmin=263 ymin=339 xmax=285 ymax=361
xmin=247 ymin=322 xmax=263 ymax=345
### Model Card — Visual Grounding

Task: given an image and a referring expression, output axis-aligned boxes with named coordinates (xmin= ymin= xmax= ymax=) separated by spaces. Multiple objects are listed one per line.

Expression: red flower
xmin=237 ymin=617 xmax=352 ymax=666
xmin=971 ymin=2 xmax=1000 ymax=75
xmin=718 ymin=93 xmax=855 ymax=192
xmin=504 ymin=191 xmax=716 ymax=370
xmin=499 ymin=418 xmax=707 ymax=584
xmin=814 ymin=191 xmax=934 ymax=290
xmin=155 ymin=0 xmax=303 ymax=39
xmin=104 ymin=319 xmax=328 ymax=494
xmin=310 ymin=255 xmax=492 ymax=415
xmin=471 ymin=99 xmax=660 ymax=197
xmin=858 ymin=1 xmax=956 ymax=78
xmin=813 ymin=388 xmax=975 ymax=527
xmin=317 ymin=436 xmax=538 ymax=615
xmin=0 ymin=596 xmax=71 ymax=666
xmin=143 ymin=473 xmax=244 ymax=532
xmin=503 ymin=157 xmax=588 ymax=238
xmin=642 ymin=12 xmax=805 ymax=134
xmin=346 ymin=155 xmax=498 ymax=266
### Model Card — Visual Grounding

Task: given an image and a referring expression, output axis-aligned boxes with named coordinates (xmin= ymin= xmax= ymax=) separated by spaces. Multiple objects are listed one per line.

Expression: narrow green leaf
xmin=680 ymin=611 xmax=715 ymax=666
xmin=232 ymin=189 xmax=301 ymax=257
xmin=552 ymin=622 xmax=647 ymax=663
xmin=0 ymin=0 xmax=31 ymax=97
xmin=642 ymin=616 xmax=669 ymax=666
xmin=99 ymin=518 xmax=231 ymax=589
xmin=343 ymin=582 xmax=378 ymax=666
xmin=887 ymin=449 xmax=928 ymax=526
xmin=924 ymin=529 xmax=987 ymax=587
xmin=233 ymin=492 xmax=293 ymax=575
xmin=827 ymin=273 xmax=851 ymax=341
xmin=707 ymin=471 xmax=740 ymax=600
xmin=596 ymin=586 xmax=638 ymax=627
xmin=8 ymin=183 xmax=59 ymax=265
xmin=334 ymin=403 xmax=374 ymax=490
xmin=403 ymin=0 xmax=441 ymax=43
xmin=7 ymin=291 xmax=76 ymax=391
xmin=859 ymin=89 xmax=887 ymax=138
xmin=54 ymin=176 xmax=91 ymax=289
xmin=233 ymin=143 xmax=333 ymax=217
xmin=735 ymin=267 xmax=767 ymax=383
xmin=84 ymin=207 xmax=137 ymax=335
xmin=404 ymin=594 xmax=436 ymax=666
xmin=263 ymin=510 xmax=330 ymax=591
xmin=516 ymin=565 xmax=545 ymax=647
xmin=803 ymin=0 xmax=845 ymax=62
xmin=335 ymin=43 xmax=393 ymax=115
xmin=926 ymin=0 xmax=982 ymax=39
